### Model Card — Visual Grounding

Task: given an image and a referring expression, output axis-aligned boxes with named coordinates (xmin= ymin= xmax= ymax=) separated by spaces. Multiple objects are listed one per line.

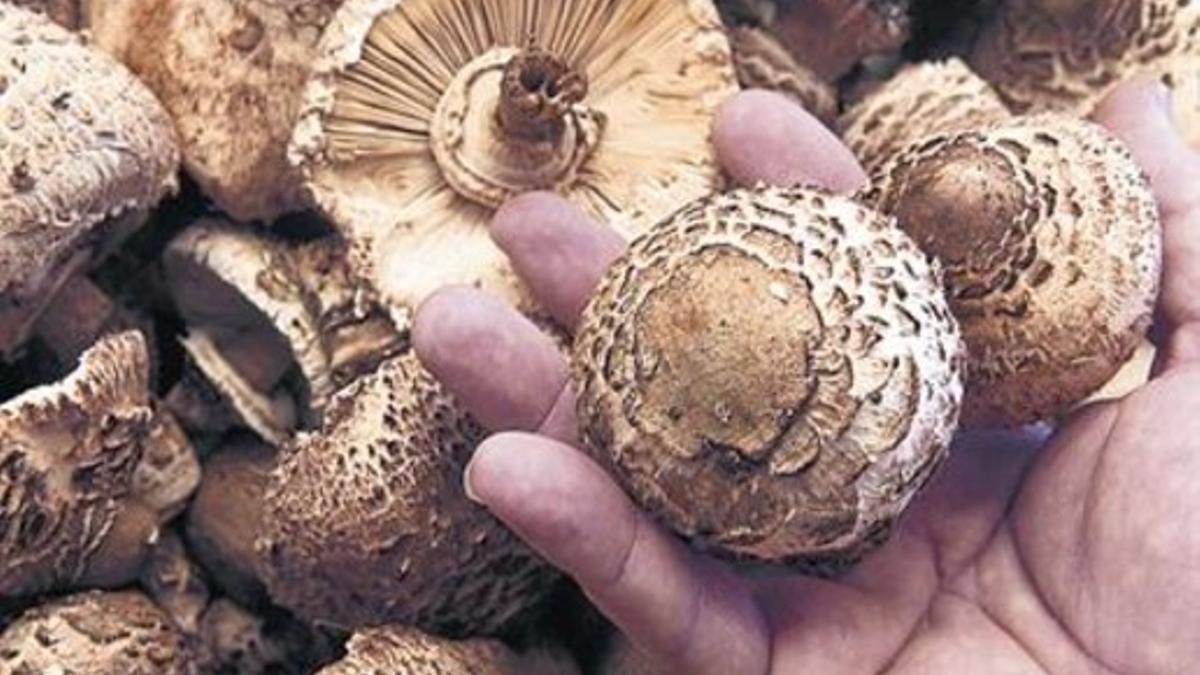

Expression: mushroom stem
xmin=497 ymin=46 xmax=587 ymax=143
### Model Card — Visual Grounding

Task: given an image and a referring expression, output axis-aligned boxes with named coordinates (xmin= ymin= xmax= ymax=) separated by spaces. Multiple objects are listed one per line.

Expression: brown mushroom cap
xmin=289 ymin=0 xmax=737 ymax=316
xmin=88 ymin=0 xmax=346 ymax=222
xmin=759 ymin=0 xmax=911 ymax=81
xmin=315 ymin=626 xmax=580 ymax=675
xmin=860 ymin=114 xmax=1162 ymax=426
xmin=838 ymin=58 xmax=1010 ymax=172
xmin=0 ymin=331 xmax=200 ymax=597
xmin=970 ymin=0 xmax=1200 ymax=114
xmin=258 ymin=351 xmax=555 ymax=635
xmin=726 ymin=26 xmax=837 ymax=124
xmin=572 ymin=186 xmax=964 ymax=567
xmin=138 ymin=531 xmax=212 ymax=635
xmin=198 ymin=598 xmax=342 ymax=675
xmin=0 ymin=590 xmax=201 ymax=674
xmin=0 ymin=5 xmax=178 ymax=355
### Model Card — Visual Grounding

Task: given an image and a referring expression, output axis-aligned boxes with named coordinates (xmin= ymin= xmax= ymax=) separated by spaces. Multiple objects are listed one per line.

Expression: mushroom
xmin=186 ymin=435 xmax=275 ymax=606
xmin=198 ymin=598 xmax=343 ymax=675
xmin=0 ymin=331 xmax=202 ymax=598
xmin=138 ymin=531 xmax=212 ymax=635
xmin=969 ymin=0 xmax=1200 ymax=117
xmin=315 ymin=626 xmax=580 ymax=675
xmin=0 ymin=590 xmax=201 ymax=674
xmin=0 ymin=4 xmax=179 ymax=357
xmin=163 ymin=220 xmax=403 ymax=444
xmin=860 ymin=114 xmax=1162 ymax=426
xmin=725 ymin=26 xmax=838 ymax=124
xmin=288 ymin=0 xmax=738 ymax=317
xmin=86 ymin=0 xmax=347 ymax=222
xmin=5 ymin=0 xmax=80 ymax=30
xmin=572 ymin=186 xmax=964 ymax=567
xmin=258 ymin=351 xmax=555 ymax=635
xmin=838 ymin=58 xmax=1010 ymax=172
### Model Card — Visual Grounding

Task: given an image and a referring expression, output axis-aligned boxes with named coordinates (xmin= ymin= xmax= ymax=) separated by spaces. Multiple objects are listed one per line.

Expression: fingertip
xmin=715 ymin=89 xmax=867 ymax=194
xmin=412 ymin=285 xmax=479 ymax=372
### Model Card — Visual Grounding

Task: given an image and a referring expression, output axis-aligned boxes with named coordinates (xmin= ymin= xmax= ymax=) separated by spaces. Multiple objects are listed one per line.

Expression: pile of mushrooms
xmin=0 ymin=1 xmax=1172 ymax=672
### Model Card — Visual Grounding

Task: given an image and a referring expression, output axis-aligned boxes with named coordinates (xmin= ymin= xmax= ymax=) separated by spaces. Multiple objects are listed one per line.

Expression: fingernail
xmin=463 ymin=457 xmax=483 ymax=504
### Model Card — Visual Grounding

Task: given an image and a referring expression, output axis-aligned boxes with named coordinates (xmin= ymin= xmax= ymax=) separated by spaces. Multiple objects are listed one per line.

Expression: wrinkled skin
xmin=413 ymin=82 xmax=1200 ymax=674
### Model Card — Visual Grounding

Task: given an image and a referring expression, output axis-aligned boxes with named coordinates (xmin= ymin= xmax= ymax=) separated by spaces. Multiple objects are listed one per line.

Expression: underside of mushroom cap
xmin=259 ymin=351 xmax=555 ymax=635
xmin=839 ymin=58 xmax=1010 ymax=172
xmin=290 ymin=0 xmax=738 ymax=316
xmin=316 ymin=626 xmax=580 ymax=675
xmin=572 ymin=186 xmax=964 ymax=567
xmin=0 ymin=5 xmax=179 ymax=355
xmin=0 ymin=590 xmax=200 ymax=675
xmin=861 ymin=114 xmax=1162 ymax=426
xmin=88 ymin=0 xmax=346 ymax=222
xmin=969 ymin=0 xmax=1200 ymax=113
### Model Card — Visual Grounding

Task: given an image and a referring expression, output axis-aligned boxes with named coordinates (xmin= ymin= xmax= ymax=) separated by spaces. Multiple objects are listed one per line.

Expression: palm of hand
xmin=414 ymin=82 xmax=1200 ymax=674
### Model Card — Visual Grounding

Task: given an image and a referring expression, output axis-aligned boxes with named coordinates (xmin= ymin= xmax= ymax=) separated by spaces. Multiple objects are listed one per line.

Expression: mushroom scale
xmin=0 ymin=331 xmax=200 ymax=598
xmin=838 ymin=58 xmax=1010 ymax=173
xmin=861 ymin=114 xmax=1162 ymax=426
xmin=0 ymin=5 xmax=179 ymax=356
xmin=970 ymin=0 xmax=1200 ymax=114
xmin=726 ymin=26 xmax=838 ymax=124
xmin=316 ymin=626 xmax=580 ymax=675
xmin=0 ymin=590 xmax=201 ymax=675
xmin=258 ymin=351 xmax=556 ymax=635
xmin=572 ymin=186 xmax=964 ymax=567
xmin=289 ymin=0 xmax=738 ymax=316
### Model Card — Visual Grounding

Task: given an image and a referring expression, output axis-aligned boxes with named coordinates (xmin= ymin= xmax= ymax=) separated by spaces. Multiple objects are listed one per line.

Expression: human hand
xmin=412 ymin=84 xmax=1200 ymax=674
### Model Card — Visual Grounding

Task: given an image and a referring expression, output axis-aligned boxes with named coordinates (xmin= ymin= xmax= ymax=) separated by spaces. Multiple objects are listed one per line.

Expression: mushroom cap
xmin=198 ymin=598 xmax=341 ymax=675
xmin=572 ymin=186 xmax=964 ymax=566
xmin=860 ymin=114 xmax=1162 ymax=426
xmin=0 ymin=331 xmax=184 ymax=597
xmin=838 ymin=58 xmax=1010 ymax=172
xmin=258 ymin=351 xmax=555 ymax=635
xmin=969 ymin=0 xmax=1200 ymax=113
xmin=726 ymin=26 xmax=837 ymax=124
xmin=0 ymin=5 xmax=179 ymax=354
xmin=88 ymin=0 xmax=346 ymax=222
xmin=315 ymin=627 xmax=579 ymax=675
xmin=138 ymin=530 xmax=211 ymax=635
xmin=761 ymin=0 xmax=912 ymax=80
xmin=0 ymin=590 xmax=200 ymax=674
xmin=289 ymin=0 xmax=738 ymax=316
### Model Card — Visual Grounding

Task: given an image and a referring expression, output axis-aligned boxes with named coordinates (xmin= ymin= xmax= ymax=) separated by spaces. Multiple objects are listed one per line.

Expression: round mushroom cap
xmin=969 ymin=0 xmax=1200 ymax=113
xmin=0 ymin=590 xmax=201 ymax=675
xmin=0 ymin=331 xmax=194 ymax=597
xmin=315 ymin=627 xmax=580 ymax=675
xmin=289 ymin=0 xmax=738 ymax=317
xmin=258 ymin=351 xmax=555 ymax=635
xmin=838 ymin=58 xmax=1010 ymax=172
xmin=726 ymin=26 xmax=837 ymax=124
xmin=572 ymin=186 xmax=964 ymax=567
xmin=0 ymin=5 xmax=179 ymax=354
xmin=860 ymin=114 xmax=1162 ymax=426
xmin=88 ymin=0 xmax=347 ymax=222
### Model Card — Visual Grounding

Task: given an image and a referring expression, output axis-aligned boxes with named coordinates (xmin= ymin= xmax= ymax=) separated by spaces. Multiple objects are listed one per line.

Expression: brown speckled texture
xmin=315 ymin=627 xmax=579 ymax=675
xmin=259 ymin=351 xmax=555 ymax=635
xmin=573 ymin=186 xmax=963 ymax=567
xmin=726 ymin=26 xmax=837 ymax=124
xmin=861 ymin=114 xmax=1162 ymax=426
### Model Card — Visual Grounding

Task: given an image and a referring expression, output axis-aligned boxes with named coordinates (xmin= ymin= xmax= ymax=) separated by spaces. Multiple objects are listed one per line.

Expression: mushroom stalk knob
xmin=497 ymin=46 xmax=589 ymax=143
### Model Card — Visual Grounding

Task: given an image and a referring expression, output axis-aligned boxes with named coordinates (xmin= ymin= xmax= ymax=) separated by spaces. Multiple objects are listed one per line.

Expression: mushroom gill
xmin=290 ymin=0 xmax=738 ymax=316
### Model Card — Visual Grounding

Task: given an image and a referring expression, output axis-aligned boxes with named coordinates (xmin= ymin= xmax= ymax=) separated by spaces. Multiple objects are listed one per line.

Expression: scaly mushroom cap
xmin=861 ymin=114 xmax=1162 ymax=426
xmin=0 ymin=331 xmax=199 ymax=597
xmin=289 ymin=0 xmax=738 ymax=316
xmin=315 ymin=627 xmax=579 ymax=675
xmin=838 ymin=58 xmax=1010 ymax=172
xmin=762 ymin=0 xmax=911 ymax=80
xmin=969 ymin=0 xmax=1200 ymax=114
xmin=259 ymin=351 xmax=555 ymax=634
xmin=726 ymin=26 xmax=837 ymax=124
xmin=0 ymin=590 xmax=200 ymax=675
xmin=88 ymin=0 xmax=346 ymax=222
xmin=572 ymin=186 xmax=964 ymax=566
xmin=0 ymin=5 xmax=178 ymax=355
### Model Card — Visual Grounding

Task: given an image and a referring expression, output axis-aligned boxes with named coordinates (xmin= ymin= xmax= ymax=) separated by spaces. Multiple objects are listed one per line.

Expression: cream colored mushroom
xmin=861 ymin=114 xmax=1162 ymax=426
xmin=839 ymin=58 xmax=1010 ymax=172
xmin=970 ymin=0 xmax=1200 ymax=120
xmin=572 ymin=186 xmax=964 ymax=567
xmin=0 ymin=590 xmax=201 ymax=674
xmin=87 ymin=0 xmax=347 ymax=222
xmin=164 ymin=220 xmax=403 ymax=445
xmin=289 ymin=0 xmax=738 ymax=318
xmin=0 ymin=331 xmax=201 ymax=598
xmin=315 ymin=626 xmax=580 ymax=675
xmin=0 ymin=5 xmax=179 ymax=357
xmin=258 ymin=351 xmax=555 ymax=634
xmin=726 ymin=26 xmax=837 ymax=124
